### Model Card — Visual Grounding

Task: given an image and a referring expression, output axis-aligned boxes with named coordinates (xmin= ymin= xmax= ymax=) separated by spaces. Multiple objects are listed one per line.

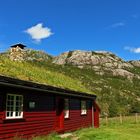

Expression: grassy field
xmin=30 ymin=123 xmax=140 ymax=140
xmin=75 ymin=116 xmax=140 ymax=140
xmin=28 ymin=116 xmax=140 ymax=140
xmin=75 ymin=123 xmax=140 ymax=140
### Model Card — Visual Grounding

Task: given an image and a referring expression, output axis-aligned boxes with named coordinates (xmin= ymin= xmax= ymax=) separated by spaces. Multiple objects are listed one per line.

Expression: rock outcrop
xmin=9 ymin=48 xmax=52 ymax=62
xmin=129 ymin=60 xmax=140 ymax=67
xmin=53 ymin=50 xmax=139 ymax=79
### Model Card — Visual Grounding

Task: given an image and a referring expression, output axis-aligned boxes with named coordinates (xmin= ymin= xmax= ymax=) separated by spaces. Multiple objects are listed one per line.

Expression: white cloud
xmin=124 ymin=46 xmax=140 ymax=53
xmin=111 ymin=22 xmax=125 ymax=28
xmin=25 ymin=23 xmax=53 ymax=42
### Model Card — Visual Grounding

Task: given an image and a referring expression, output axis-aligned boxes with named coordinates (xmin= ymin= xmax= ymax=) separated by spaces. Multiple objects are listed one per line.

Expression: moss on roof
xmin=0 ymin=55 xmax=92 ymax=94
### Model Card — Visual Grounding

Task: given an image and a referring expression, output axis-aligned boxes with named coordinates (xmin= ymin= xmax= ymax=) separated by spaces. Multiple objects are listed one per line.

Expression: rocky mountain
xmin=53 ymin=50 xmax=140 ymax=80
xmin=129 ymin=60 xmax=140 ymax=67
xmin=1 ymin=48 xmax=140 ymax=117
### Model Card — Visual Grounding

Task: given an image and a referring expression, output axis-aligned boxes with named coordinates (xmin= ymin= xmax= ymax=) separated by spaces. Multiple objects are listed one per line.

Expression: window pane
xmin=81 ymin=101 xmax=87 ymax=115
xmin=10 ymin=106 xmax=14 ymax=111
xmin=7 ymin=112 xmax=9 ymax=117
xmin=16 ymin=96 xmax=19 ymax=100
xmin=7 ymin=101 xmax=11 ymax=106
xmin=6 ymin=94 xmax=23 ymax=118
xmin=16 ymin=107 xmax=19 ymax=111
xmin=15 ymin=112 xmax=19 ymax=116
xmin=64 ymin=99 xmax=69 ymax=118
xmin=16 ymin=101 xmax=20 ymax=106
xmin=10 ymin=101 xmax=14 ymax=106
xmin=29 ymin=102 xmax=35 ymax=109
xmin=11 ymin=112 xmax=13 ymax=117
xmin=7 ymin=106 xmax=10 ymax=111
xmin=11 ymin=96 xmax=14 ymax=100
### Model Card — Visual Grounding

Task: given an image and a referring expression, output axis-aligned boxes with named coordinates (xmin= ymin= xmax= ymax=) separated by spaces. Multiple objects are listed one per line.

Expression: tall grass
xmin=0 ymin=56 xmax=91 ymax=93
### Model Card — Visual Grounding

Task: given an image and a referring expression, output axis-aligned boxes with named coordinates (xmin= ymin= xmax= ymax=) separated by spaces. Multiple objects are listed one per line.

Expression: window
xmin=6 ymin=94 xmax=23 ymax=119
xmin=29 ymin=102 xmax=35 ymax=109
xmin=64 ymin=99 xmax=69 ymax=118
xmin=81 ymin=100 xmax=87 ymax=115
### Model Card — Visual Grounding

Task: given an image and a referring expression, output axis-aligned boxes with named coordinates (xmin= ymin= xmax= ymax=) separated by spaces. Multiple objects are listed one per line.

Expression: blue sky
xmin=0 ymin=0 xmax=140 ymax=60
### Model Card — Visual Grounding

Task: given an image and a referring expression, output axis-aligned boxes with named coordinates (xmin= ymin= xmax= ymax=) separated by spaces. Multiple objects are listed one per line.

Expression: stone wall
xmin=9 ymin=46 xmax=27 ymax=61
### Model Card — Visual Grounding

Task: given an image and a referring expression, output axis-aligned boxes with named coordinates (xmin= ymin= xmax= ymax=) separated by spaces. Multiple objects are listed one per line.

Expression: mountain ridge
xmin=53 ymin=50 xmax=140 ymax=80
xmin=1 ymin=48 xmax=140 ymax=117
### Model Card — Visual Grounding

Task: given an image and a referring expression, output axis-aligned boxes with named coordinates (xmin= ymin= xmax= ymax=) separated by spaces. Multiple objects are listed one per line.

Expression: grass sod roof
xmin=0 ymin=55 xmax=96 ymax=98
xmin=0 ymin=75 xmax=96 ymax=99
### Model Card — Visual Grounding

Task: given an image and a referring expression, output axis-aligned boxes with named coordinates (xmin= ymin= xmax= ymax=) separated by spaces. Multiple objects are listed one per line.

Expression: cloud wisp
xmin=124 ymin=46 xmax=140 ymax=53
xmin=25 ymin=23 xmax=53 ymax=42
xmin=110 ymin=22 xmax=125 ymax=28
xmin=105 ymin=21 xmax=125 ymax=29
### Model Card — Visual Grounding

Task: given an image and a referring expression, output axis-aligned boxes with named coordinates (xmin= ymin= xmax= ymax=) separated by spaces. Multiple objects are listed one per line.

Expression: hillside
xmin=1 ymin=49 xmax=140 ymax=117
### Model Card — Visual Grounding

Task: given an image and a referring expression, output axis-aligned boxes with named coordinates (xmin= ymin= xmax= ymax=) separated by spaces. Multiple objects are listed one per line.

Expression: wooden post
xmin=105 ymin=116 xmax=108 ymax=125
xmin=120 ymin=114 xmax=122 ymax=124
xmin=135 ymin=113 xmax=138 ymax=124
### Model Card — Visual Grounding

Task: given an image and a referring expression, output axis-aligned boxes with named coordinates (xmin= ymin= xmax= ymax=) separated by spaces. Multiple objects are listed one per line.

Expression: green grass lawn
xmin=30 ymin=122 xmax=140 ymax=140
xmin=75 ymin=123 xmax=140 ymax=140
xmin=74 ymin=116 xmax=140 ymax=140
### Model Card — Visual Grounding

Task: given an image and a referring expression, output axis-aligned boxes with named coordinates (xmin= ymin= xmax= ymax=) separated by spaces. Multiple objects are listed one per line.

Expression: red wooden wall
xmin=64 ymin=110 xmax=92 ymax=131
xmin=0 ymin=111 xmax=56 ymax=139
xmin=0 ymin=86 xmax=98 ymax=140
xmin=94 ymin=102 xmax=100 ymax=128
xmin=64 ymin=98 xmax=92 ymax=131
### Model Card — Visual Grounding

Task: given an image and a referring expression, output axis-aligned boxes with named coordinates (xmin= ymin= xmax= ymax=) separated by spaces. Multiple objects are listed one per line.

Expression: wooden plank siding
xmin=64 ymin=98 xmax=92 ymax=131
xmin=94 ymin=102 xmax=100 ymax=128
xmin=0 ymin=111 xmax=56 ymax=139
xmin=0 ymin=86 xmax=94 ymax=139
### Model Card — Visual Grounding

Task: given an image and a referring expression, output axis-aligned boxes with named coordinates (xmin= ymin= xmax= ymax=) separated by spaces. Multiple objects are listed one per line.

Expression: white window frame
xmin=64 ymin=99 xmax=69 ymax=119
xmin=81 ymin=100 xmax=87 ymax=115
xmin=6 ymin=94 xmax=23 ymax=119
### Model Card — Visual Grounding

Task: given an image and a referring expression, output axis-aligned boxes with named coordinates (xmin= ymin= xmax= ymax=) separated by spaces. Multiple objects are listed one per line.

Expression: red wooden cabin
xmin=0 ymin=76 xmax=100 ymax=139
